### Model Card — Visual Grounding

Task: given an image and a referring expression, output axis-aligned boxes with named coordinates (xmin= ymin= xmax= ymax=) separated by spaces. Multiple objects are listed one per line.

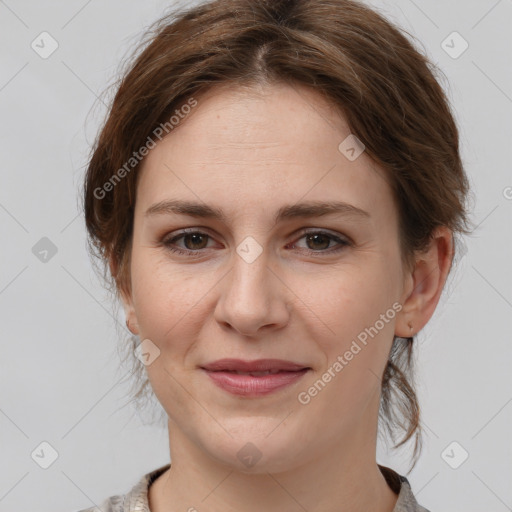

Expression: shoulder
xmin=379 ymin=465 xmax=431 ymax=512
xmin=78 ymin=463 xmax=428 ymax=512
xmin=76 ymin=494 xmax=125 ymax=512
xmin=76 ymin=463 xmax=171 ymax=512
xmin=394 ymin=478 xmax=431 ymax=512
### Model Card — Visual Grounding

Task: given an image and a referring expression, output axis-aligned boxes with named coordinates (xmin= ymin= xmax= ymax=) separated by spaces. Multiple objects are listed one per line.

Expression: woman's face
xmin=122 ymin=83 xmax=413 ymax=472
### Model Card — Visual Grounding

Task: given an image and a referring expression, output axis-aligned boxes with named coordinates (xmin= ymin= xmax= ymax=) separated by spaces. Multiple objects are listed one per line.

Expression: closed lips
xmin=201 ymin=358 xmax=311 ymax=397
xmin=200 ymin=358 xmax=311 ymax=374
xmin=214 ymin=369 xmax=305 ymax=376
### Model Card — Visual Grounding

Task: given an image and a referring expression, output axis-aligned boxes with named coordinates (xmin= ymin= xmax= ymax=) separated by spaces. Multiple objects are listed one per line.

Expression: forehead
xmin=135 ymin=82 xmax=395 ymax=226
xmin=169 ymin=82 xmax=352 ymax=159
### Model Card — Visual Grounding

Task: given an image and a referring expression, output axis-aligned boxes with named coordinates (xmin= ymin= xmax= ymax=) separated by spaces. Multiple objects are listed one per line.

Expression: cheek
xmin=308 ymin=266 xmax=397 ymax=344
xmin=130 ymin=251 xmax=203 ymax=345
xmin=129 ymin=253 xmax=207 ymax=418
xmin=299 ymin=266 xmax=398 ymax=402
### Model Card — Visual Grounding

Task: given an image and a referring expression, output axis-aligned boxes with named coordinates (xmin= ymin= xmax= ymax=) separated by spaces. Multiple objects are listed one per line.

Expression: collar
xmin=116 ymin=463 xmax=430 ymax=512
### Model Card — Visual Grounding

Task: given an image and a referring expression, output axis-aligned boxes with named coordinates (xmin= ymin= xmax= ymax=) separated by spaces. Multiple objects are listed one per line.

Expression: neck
xmin=149 ymin=414 xmax=398 ymax=512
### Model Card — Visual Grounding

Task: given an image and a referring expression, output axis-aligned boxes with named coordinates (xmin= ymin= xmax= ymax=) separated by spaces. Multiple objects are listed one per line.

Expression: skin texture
xmin=117 ymin=82 xmax=453 ymax=512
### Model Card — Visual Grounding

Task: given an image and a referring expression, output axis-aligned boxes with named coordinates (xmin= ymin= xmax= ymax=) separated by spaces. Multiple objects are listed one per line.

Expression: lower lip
xmin=202 ymin=369 xmax=310 ymax=397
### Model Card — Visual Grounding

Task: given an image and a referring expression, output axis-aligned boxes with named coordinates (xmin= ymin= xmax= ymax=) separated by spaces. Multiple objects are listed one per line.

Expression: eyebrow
xmin=145 ymin=199 xmax=370 ymax=223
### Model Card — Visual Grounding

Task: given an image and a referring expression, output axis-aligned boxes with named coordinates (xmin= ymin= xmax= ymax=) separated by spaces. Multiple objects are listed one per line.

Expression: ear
xmin=395 ymin=226 xmax=454 ymax=337
xmin=109 ymin=255 xmax=140 ymax=335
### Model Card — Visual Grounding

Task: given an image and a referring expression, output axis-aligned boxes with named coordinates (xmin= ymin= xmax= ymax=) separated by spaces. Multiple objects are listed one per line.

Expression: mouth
xmin=200 ymin=359 xmax=311 ymax=397
xmin=200 ymin=358 xmax=310 ymax=373
xmin=212 ymin=369 xmax=297 ymax=376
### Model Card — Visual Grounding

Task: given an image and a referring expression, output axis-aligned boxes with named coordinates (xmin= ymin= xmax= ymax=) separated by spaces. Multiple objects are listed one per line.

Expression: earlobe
xmin=119 ymin=285 xmax=139 ymax=335
xmin=109 ymin=254 xmax=139 ymax=335
xmin=121 ymin=294 xmax=139 ymax=335
xmin=125 ymin=311 xmax=139 ymax=335
xmin=395 ymin=226 xmax=453 ymax=338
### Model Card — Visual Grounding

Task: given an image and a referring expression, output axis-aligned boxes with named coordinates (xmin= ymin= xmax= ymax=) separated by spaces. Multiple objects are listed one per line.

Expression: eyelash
xmin=161 ymin=228 xmax=351 ymax=258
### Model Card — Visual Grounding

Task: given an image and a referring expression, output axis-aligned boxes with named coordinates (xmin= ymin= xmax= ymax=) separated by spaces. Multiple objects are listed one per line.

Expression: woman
xmin=81 ymin=0 xmax=472 ymax=510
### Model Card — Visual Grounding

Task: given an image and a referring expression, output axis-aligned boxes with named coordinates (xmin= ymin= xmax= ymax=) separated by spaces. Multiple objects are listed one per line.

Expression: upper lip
xmin=200 ymin=358 xmax=310 ymax=372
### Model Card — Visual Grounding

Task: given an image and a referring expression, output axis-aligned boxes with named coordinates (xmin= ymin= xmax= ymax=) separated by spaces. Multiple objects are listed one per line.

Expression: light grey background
xmin=1 ymin=1 xmax=511 ymax=511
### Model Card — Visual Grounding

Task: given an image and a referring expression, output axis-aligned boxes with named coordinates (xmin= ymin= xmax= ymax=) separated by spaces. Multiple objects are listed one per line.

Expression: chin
xmin=199 ymin=423 xmax=309 ymax=475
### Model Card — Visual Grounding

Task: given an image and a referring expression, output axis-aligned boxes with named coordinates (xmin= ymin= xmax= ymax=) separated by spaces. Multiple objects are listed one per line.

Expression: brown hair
xmin=83 ymin=0 xmax=473 ymax=468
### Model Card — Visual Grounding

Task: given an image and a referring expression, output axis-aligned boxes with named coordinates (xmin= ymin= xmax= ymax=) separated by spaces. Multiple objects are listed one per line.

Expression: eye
xmin=162 ymin=229 xmax=215 ymax=257
xmin=162 ymin=228 xmax=351 ymax=258
xmin=287 ymin=230 xmax=351 ymax=254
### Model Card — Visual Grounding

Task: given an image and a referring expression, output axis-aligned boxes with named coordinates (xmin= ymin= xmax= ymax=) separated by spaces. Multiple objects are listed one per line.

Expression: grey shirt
xmin=77 ymin=463 xmax=430 ymax=512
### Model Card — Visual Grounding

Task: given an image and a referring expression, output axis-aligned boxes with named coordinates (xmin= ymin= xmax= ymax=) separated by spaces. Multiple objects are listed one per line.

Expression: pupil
xmin=307 ymin=234 xmax=329 ymax=250
xmin=185 ymin=233 xmax=207 ymax=250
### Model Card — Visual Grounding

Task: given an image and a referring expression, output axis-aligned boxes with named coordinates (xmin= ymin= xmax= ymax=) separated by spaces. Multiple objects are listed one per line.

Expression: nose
xmin=213 ymin=246 xmax=291 ymax=337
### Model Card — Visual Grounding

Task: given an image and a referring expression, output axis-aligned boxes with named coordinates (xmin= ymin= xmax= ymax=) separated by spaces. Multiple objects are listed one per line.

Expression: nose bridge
xmin=214 ymin=233 xmax=290 ymax=335
xmin=229 ymin=236 xmax=272 ymax=305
